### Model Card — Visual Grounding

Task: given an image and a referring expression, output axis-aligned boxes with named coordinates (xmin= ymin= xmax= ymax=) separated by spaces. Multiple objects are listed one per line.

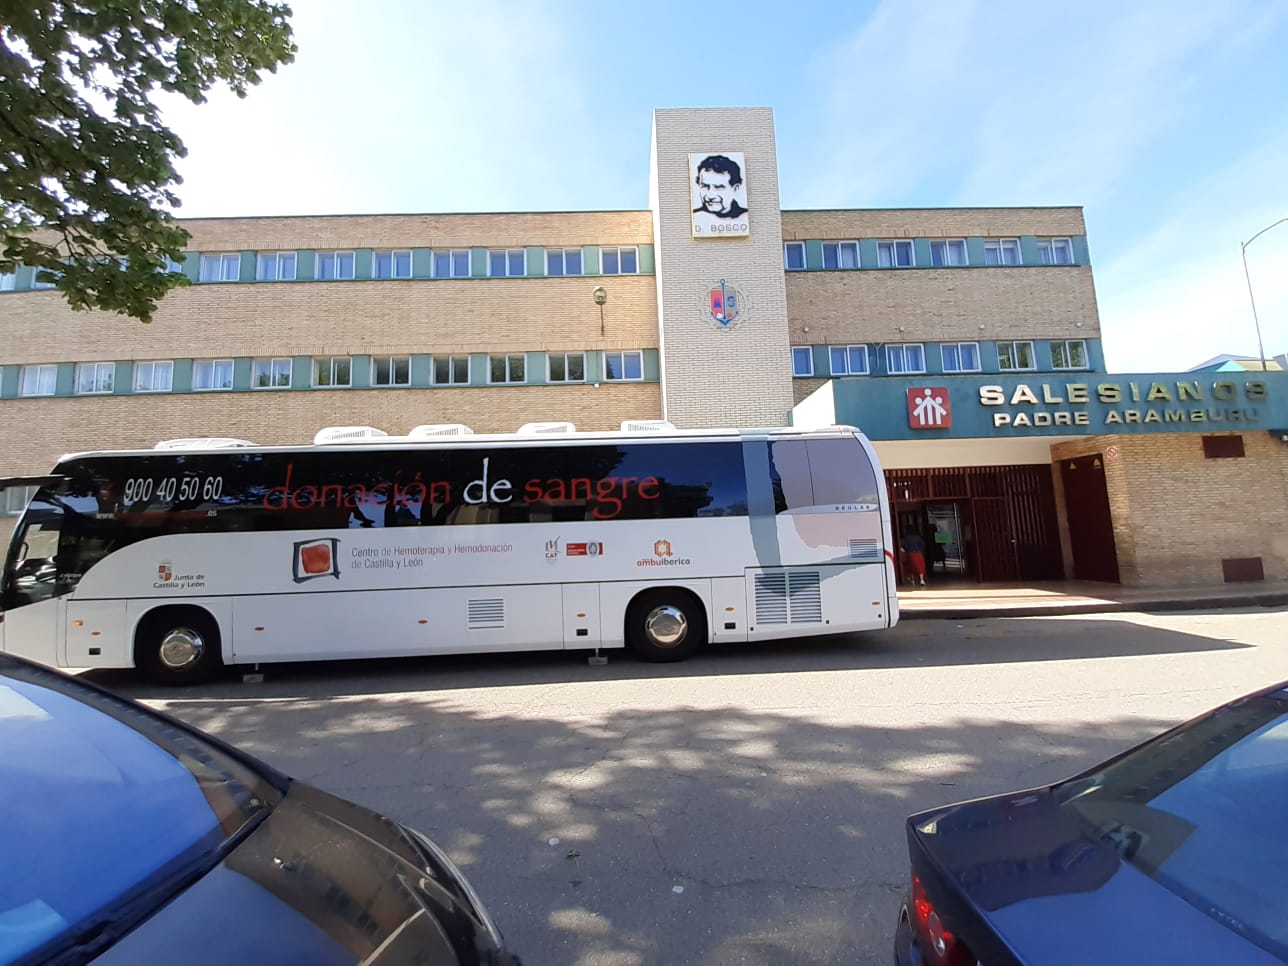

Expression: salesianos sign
xmin=980 ymin=377 xmax=1270 ymax=429
xmin=822 ymin=372 xmax=1288 ymax=441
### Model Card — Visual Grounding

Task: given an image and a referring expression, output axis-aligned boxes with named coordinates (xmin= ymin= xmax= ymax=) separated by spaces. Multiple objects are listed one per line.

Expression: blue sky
xmin=159 ymin=0 xmax=1288 ymax=373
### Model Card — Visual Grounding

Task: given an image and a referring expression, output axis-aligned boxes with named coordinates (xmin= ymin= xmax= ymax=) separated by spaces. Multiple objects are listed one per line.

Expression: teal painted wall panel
xmin=582 ymin=246 xmax=601 ymax=276
xmin=804 ymin=240 xmax=823 ymax=271
xmin=965 ymin=237 xmax=988 ymax=266
xmin=14 ymin=266 xmax=35 ymax=290
xmin=296 ymin=250 xmax=316 ymax=281
xmin=525 ymin=351 xmax=548 ymax=385
xmin=468 ymin=353 xmax=488 ymax=388
xmin=232 ymin=358 xmax=252 ymax=391
xmin=238 ymin=251 xmax=256 ymax=282
xmin=1086 ymin=338 xmax=1105 ymax=372
xmin=923 ymin=343 xmax=943 ymax=375
xmin=410 ymin=354 xmax=432 ymax=388
xmin=979 ymin=341 xmax=1001 ymax=373
xmin=354 ymin=249 xmax=373 ymax=280
xmin=858 ymin=239 xmax=880 ymax=269
xmin=411 ymin=249 xmax=432 ymax=279
xmin=638 ymin=244 xmax=655 ymax=275
xmin=643 ymin=349 xmax=660 ymax=382
xmin=811 ymin=345 xmax=829 ymax=377
xmin=912 ymin=238 xmax=933 ymax=268
xmin=1018 ymin=236 xmax=1041 ymax=266
xmin=55 ymin=363 xmax=75 ymax=396
xmin=0 ymin=366 xmax=17 ymax=399
xmin=1035 ymin=341 xmax=1055 ymax=371
xmin=1073 ymin=235 xmax=1091 ymax=266
xmin=113 ymin=361 xmax=133 ymax=394
xmin=172 ymin=359 xmax=193 ymax=393
xmin=470 ymin=248 xmax=487 ymax=278
xmin=526 ymin=246 xmax=545 ymax=277
xmin=585 ymin=351 xmax=603 ymax=384
xmin=351 ymin=355 xmax=372 ymax=390
xmin=181 ymin=257 xmax=200 ymax=283
xmin=292 ymin=356 xmax=312 ymax=389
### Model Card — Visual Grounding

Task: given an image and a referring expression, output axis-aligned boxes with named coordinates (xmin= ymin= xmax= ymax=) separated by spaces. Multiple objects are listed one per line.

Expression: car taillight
xmin=912 ymin=875 xmax=975 ymax=966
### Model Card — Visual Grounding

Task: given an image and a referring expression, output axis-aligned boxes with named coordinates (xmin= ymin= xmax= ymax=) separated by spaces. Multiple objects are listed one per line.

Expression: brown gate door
xmin=971 ymin=497 xmax=1018 ymax=581
xmin=1060 ymin=454 xmax=1120 ymax=583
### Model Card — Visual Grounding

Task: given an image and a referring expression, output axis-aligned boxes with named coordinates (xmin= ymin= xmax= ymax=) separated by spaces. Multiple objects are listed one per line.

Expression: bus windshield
xmin=3 ymin=497 xmax=64 ymax=610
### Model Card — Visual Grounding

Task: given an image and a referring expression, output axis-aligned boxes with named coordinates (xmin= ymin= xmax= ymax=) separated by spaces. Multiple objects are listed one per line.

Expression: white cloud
xmin=1097 ymin=133 xmax=1288 ymax=372
xmin=157 ymin=0 xmax=630 ymax=217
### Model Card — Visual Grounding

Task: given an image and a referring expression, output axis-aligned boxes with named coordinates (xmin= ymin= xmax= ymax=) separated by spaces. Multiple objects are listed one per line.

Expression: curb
xmin=899 ymin=591 xmax=1288 ymax=621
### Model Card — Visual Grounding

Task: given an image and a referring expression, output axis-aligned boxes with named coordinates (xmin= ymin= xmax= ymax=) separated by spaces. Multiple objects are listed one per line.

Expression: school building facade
xmin=1 ymin=107 xmax=1285 ymax=586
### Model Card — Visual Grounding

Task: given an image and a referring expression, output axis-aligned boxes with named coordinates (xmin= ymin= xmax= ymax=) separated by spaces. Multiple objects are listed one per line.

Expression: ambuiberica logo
xmin=637 ymin=539 xmax=691 ymax=568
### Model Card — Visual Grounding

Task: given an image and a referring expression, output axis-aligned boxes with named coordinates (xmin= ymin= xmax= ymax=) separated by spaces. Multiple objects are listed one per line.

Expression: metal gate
xmin=887 ymin=465 xmax=1064 ymax=583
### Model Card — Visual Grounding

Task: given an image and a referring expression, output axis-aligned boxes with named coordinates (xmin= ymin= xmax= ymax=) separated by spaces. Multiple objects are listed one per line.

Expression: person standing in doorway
xmin=902 ymin=530 xmax=927 ymax=587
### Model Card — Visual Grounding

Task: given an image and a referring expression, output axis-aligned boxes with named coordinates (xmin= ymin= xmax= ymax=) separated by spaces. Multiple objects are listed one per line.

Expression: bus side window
xmin=768 ymin=440 xmax=813 ymax=512
xmin=806 ymin=438 xmax=880 ymax=507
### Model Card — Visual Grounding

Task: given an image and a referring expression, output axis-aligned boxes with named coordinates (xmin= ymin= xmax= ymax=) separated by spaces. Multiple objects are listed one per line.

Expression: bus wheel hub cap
xmin=645 ymin=606 xmax=687 ymax=647
xmin=159 ymin=628 xmax=204 ymax=669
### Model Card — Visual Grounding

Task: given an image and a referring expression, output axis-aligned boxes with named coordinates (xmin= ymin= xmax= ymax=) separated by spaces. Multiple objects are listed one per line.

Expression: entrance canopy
xmin=793 ymin=372 xmax=1288 ymax=442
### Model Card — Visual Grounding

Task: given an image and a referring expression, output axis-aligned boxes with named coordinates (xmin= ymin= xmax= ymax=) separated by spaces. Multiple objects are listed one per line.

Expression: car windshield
xmin=1056 ymin=686 xmax=1288 ymax=961
xmin=0 ymin=661 xmax=280 ymax=964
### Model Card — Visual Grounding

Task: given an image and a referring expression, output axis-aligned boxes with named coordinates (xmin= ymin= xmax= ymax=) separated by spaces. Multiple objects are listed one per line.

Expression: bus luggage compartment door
xmin=66 ymin=600 xmax=129 ymax=667
xmin=561 ymin=584 xmax=601 ymax=648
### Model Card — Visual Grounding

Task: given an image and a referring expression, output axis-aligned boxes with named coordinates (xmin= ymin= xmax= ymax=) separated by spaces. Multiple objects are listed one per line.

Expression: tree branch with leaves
xmin=0 ymin=0 xmax=296 ymax=321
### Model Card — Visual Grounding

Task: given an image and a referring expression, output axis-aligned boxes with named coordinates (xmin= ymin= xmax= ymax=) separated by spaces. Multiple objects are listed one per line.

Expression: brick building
xmin=2 ymin=107 xmax=1286 ymax=586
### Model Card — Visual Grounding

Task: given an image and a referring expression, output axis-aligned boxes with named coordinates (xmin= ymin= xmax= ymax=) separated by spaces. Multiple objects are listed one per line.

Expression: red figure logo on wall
xmin=908 ymin=388 xmax=952 ymax=429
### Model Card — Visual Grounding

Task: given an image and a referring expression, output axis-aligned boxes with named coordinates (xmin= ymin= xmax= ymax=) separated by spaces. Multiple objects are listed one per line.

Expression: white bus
xmin=1 ymin=423 xmax=898 ymax=684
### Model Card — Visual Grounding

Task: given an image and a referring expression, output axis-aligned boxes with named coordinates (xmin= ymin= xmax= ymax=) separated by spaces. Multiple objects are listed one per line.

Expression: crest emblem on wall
xmin=703 ymin=279 xmax=747 ymax=330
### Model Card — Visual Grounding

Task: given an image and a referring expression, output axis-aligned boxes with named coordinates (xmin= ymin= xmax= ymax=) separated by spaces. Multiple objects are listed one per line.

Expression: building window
xmin=312 ymin=356 xmax=352 ymax=387
xmin=1202 ymin=435 xmax=1245 ymax=459
xmin=162 ymin=255 xmax=184 ymax=274
xmin=548 ymin=352 xmax=586 ymax=383
xmin=983 ymin=239 xmax=1021 ymax=266
xmin=193 ymin=359 xmax=234 ymax=391
xmin=0 ymin=272 xmax=15 ymax=291
xmin=601 ymin=247 xmax=638 ymax=275
xmin=886 ymin=343 xmax=926 ymax=374
xmin=373 ymin=250 xmax=412 ymax=279
xmin=199 ymin=253 xmax=240 ymax=282
xmin=929 ymin=239 xmax=968 ymax=267
xmin=256 ymin=252 xmax=296 ymax=281
xmin=133 ymin=360 xmax=174 ymax=392
xmin=371 ymin=356 xmax=410 ymax=387
xmin=252 ymin=357 xmax=292 ymax=388
xmin=997 ymin=341 xmax=1036 ymax=371
xmin=821 ymin=241 xmax=860 ymax=270
xmin=1051 ymin=340 xmax=1089 ymax=370
xmin=489 ymin=249 xmax=526 ymax=277
xmin=546 ymin=248 xmax=583 ymax=277
xmin=791 ymin=346 xmax=814 ymax=377
xmin=1038 ymin=237 xmax=1074 ymax=265
xmin=604 ymin=350 xmax=644 ymax=381
xmin=433 ymin=249 xmax=471 ymax=278
xmin=5 ymin=484 xmax=38 ymax=516
xmin=941 ymin=342 xmax=981 ymax=373
xmin=432 ymin=354 xmax=470 ymax=385
xmin=828 ymin=345 xmax=870 ymax=376
xmin=489 ymin=354 xmax=526 ymax=384
xmin=18 ymin=364 xmax=57 ymax=397
xmin=876 ymin=240 xmax=914 ymax=268
xmin=315 ymin=251 xmax=355 ymax=280
xmin=74 ymin=362 xmax=115 ymax=395
xmin=784 ymin=242 xmax=806 ymax=271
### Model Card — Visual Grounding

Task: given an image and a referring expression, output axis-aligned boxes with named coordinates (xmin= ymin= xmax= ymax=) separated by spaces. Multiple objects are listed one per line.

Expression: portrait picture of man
xmin=689 ymin=152 xmax=750 ymax=238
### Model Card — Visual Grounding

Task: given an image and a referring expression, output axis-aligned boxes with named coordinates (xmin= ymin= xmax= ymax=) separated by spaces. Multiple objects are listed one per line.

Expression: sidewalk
xmin=897 ymin=580 xmax=1288 ymax=620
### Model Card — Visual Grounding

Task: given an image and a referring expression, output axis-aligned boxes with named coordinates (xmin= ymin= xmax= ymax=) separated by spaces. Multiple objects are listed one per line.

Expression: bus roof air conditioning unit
xmin=620 ymin=420 xmax=676 ymax=433
xmin=407 ymin=423 xmax=475 ymax=438
xmin=517 ymin=421 xmax=577 ymax=435
xmin=154 ymin=438 xmax=257 ymax=450
xmin=313 ymin=426 xmax=389 ymax=445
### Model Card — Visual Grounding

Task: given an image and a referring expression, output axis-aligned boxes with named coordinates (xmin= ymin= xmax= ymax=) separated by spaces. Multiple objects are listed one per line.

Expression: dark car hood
xmin=94 ymin=782 xmax=509 ymax=966
xmin=910 ymin=789 xmax=1284 ymax=965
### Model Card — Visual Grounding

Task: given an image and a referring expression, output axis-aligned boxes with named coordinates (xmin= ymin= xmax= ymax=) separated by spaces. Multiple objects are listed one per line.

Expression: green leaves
xmin=0 ymin=0 xmax=296 ymax=321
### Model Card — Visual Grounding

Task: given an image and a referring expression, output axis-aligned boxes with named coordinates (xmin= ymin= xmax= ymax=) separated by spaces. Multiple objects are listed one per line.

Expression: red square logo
xmin=907 ymin=388 xmax=951 ymax=429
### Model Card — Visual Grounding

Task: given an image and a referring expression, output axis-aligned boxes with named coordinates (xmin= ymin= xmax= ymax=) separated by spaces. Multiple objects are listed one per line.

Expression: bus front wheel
xmin=135 ymin=607 xmax=223 ymax=686
xmin=625 ymin=589 xmax=706 ymax=662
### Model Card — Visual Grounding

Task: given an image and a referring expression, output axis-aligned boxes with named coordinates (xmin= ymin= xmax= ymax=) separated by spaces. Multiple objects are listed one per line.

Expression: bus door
xmin=1 ymin=498 xmax=66 ymax=667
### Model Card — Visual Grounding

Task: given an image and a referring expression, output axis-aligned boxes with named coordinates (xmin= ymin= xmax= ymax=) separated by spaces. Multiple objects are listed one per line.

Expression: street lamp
xmin=1240 ymin=217 xmax=1288 ymax=372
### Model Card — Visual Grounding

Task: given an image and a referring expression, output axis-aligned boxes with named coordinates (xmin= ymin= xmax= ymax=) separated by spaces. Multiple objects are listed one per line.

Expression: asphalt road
xmin=96 ymin=605 xmax=1288 ymax=966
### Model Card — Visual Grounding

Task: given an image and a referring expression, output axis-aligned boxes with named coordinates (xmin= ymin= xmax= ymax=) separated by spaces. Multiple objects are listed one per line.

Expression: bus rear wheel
xmin=135 ymin=607 xmax=223 ymax=686
xmin=625 ymin=589 xmax=706 ymax=662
